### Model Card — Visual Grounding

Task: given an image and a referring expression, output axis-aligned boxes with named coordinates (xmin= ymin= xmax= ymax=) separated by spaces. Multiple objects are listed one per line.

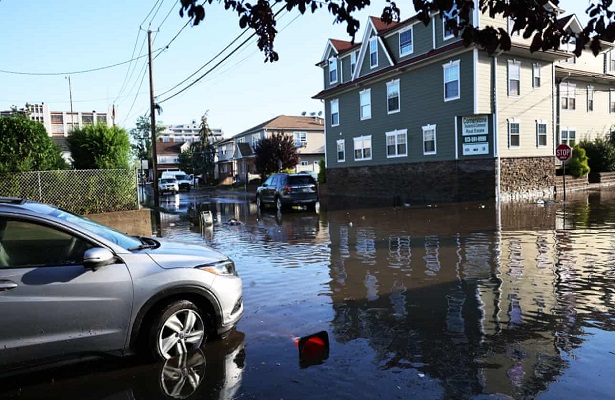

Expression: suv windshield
xmin=161 ymin=178 xmax=176 ymax=183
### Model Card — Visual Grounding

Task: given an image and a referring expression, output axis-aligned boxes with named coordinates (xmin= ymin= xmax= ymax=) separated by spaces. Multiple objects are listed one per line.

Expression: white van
xmin=161 ymin=170 xmax=194 ymax=191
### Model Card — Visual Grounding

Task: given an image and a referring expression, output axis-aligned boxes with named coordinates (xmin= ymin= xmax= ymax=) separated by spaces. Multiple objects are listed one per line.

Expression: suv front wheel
xmin=147 ymin=300 xmax=211 ymax=360
xmin=256 ymin=195 xmax=263 ymax=209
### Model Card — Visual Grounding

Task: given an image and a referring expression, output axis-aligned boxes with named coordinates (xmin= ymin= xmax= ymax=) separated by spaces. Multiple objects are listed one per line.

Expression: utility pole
xmin=148 ymin=29 xmax=160 ymax=206
xmin=66 ymin=76 xmax=74 ymax=131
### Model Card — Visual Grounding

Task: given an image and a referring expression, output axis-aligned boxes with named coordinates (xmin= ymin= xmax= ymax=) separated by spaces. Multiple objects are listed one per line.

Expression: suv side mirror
xmin=83 ymin=247 xmax=117 ymax=269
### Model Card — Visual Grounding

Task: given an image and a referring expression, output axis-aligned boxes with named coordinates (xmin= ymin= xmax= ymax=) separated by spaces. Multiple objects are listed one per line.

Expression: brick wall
xmin=499 ymin=157 xmax=555 ymax=201
xmin=327 ymin=159 xmax=497 ymax=205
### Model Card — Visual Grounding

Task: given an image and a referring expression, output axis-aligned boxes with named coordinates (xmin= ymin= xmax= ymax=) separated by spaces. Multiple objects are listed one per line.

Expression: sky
xmin=0 ymin=1 xmax=593 ymax=137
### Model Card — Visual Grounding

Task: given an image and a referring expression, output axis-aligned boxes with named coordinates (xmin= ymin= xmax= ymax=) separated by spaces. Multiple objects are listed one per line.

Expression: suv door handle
xmin=0 ymin=280 xmax=18 ymax=291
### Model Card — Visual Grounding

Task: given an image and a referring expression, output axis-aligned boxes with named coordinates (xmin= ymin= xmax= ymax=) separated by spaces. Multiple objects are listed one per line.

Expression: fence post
xmin=38 ymin=171 xmax=43 ymax=201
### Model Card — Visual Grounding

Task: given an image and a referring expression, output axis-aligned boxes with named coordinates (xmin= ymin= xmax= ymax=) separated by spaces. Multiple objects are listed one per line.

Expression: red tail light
xmin=284 ymin=185 xmax=292 ymax=193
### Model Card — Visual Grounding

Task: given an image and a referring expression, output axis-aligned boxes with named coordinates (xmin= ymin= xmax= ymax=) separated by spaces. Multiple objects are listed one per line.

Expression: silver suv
xmin=0 ymin=197 xmax=243 ymax=370
xmin=158 ymin=178 xmax=179 ymax=194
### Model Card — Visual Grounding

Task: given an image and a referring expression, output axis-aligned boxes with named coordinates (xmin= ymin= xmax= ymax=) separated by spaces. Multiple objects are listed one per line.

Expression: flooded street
xmin=3 ymin=188 xmax=615 ymax=399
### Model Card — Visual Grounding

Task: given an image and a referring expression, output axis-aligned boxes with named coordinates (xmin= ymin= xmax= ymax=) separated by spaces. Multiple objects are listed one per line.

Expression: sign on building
xmin=462 ymin=115 xmax=490 ymax=156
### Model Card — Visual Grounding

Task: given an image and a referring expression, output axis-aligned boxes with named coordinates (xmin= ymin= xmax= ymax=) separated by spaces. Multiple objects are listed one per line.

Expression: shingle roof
xmin=370 ymin=16 xmax=399 ymax=34
xmin=234 ymin=115 xmax=324 ymax=137
xmin=236 ymin=142 xmax=253 ymax=158
xmin=330 ymin=39 xmax=361 ymax=54
xmin=155 ymin=142 xmax=183 ymax=155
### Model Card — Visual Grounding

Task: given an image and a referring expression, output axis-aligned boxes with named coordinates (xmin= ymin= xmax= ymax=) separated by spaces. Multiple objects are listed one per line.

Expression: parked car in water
xmin=0 ymin=197 xmax=243 ymax=371
xmin=255 ymin=172 xmax=319 ymax=212
xmin=161 ymin=171 xmax=193 ymax=191
xmin=158 ymin=177 xmax=179 ymax=194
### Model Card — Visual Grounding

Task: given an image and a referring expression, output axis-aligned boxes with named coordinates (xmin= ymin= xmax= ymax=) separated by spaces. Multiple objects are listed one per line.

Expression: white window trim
xmin=337 ymin=139 xmax=345 ymax=162
xmin=532 ymin=63 xmax=541 ymax=88
xmin=508 ymin=60 xmax=521 ymax=97
xmin=369 ymin=37 xmax=378 ymax=69
xmin=561 ymin=128 xmax=576 ymax=146
xmin=508 ymin=118 xmax=520 ymax=148
xmin=562 ymin=82 xmax=577 ymax=110
xmin=610 ymin=89 xmax=615 ymax=113
xmin=353 ymin=135 xmax=372 ymax=161
xmin=385 ymin=129 xmax=408 ymax=158
xmin=536 ymin=120 xmax=547 ymax=148
xmin=443 ymin=60 xmax=460 ymax=102
xmin=331 ymin=98 xmax=340 ymax=127
xmin=443 ymin=12 xmax=459 ymax=40
xmin=329 ymin=57 xmax=338 ymax=84
xmin=587 ymin=85 xmax=594 ymax=112
xmin=387 ymin=79 xmax=401 ymax=114
xmin=399 ymin=27 xmax=414 ymax=57
xmin=422 ymin=124 xmax=437 ymax=155
xmin=360 ymin=88 xmax=372 ymax=120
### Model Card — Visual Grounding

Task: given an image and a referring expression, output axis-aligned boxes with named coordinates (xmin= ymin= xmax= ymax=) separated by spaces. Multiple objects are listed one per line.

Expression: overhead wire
xmin=157 ymin=5 xmax=287 ymax=102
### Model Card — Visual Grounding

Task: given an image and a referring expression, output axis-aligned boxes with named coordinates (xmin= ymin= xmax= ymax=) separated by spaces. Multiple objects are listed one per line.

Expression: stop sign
xmin=556 ymin=144 xmax=572 ymax=161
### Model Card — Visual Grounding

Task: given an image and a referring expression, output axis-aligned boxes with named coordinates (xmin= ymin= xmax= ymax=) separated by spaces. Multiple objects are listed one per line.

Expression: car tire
xmin=147 ymin=300 xmax=211 ymax=361
xmin=256 ymin=195 xmax=263 ymax=209
xmin=276 ymin=197 xmax=284 ymax=212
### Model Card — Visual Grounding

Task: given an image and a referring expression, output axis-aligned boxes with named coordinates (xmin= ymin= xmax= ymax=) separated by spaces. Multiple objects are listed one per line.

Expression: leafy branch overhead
xmin=179 ymin=0 xmax=615 ymax=62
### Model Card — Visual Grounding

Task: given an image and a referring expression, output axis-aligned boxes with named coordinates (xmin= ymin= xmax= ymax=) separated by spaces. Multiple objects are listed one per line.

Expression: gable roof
xmin=234 ymin=115 xmax=324 ymax=137
xmin=369 ymin=16 xmax=399 ymax=34
xmin=156 ymin=142 xmax=183 ymax=155
xmin=330 ymin=39 xmax=358 ymax=53
xmin=236 ymin=142 xmax=254 ymax=158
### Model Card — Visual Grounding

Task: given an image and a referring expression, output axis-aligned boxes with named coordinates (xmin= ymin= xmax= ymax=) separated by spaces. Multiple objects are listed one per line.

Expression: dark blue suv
xmin=255 ymin=173 xmax=319 ymax=212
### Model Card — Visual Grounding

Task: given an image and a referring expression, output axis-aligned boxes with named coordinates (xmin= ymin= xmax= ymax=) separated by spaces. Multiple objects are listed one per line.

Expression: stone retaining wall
xmin=499 ymin=157 xmax=556 ymax=201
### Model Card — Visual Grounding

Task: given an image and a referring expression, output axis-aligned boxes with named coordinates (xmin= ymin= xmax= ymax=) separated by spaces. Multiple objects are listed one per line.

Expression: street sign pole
xmin=556 ymin=144 xmax=572 ymax=202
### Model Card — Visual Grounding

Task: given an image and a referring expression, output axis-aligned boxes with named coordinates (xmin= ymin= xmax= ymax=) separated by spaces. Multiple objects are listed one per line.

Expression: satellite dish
xmin=310 ymin=112 xmax=316 ymax=116
xmin=301 ymin=111 xmax=307 ymax=116
xmin=318 ymin=111 xmax=322 ymax=116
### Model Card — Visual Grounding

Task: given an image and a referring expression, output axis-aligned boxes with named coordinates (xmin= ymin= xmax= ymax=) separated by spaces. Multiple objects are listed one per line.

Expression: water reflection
xmin=0 ymin=331 xmax=246 ymax=400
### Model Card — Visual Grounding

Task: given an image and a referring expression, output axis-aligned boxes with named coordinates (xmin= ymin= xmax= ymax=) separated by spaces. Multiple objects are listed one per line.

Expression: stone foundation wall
xmin=499 ymin=157 xmax=555 ymax=201
xmin=327 ymin=159 xmax=497 ymax=205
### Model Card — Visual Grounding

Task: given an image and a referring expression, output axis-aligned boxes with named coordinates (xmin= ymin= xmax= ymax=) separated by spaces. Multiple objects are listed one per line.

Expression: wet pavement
xmin=3 ymin=187 xmax=615 ymax=399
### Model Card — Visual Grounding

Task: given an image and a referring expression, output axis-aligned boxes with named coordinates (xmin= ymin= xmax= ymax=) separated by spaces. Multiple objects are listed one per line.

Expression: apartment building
xmin=313 ymin=2 xmax=615 ymax=203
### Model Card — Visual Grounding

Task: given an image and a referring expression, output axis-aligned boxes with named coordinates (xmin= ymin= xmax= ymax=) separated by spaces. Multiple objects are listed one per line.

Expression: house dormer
xmin=353 ymin=16 xmax=396 ymax=80
xmin=319 ymin=39 xmax=361 ymax=89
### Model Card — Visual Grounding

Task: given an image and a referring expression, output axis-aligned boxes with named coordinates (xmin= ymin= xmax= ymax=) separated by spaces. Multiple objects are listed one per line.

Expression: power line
xmin=0 ymin=51 xmax=160 ymax=76
xmin=140 ymin=0 xmax=163 ymax=27
xmin=157 ymin=6 xmax=287 ymax=103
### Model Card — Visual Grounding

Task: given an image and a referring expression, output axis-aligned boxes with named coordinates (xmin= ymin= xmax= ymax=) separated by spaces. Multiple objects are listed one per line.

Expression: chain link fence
xmin=0 ymin=169 xmax=139 ymax=215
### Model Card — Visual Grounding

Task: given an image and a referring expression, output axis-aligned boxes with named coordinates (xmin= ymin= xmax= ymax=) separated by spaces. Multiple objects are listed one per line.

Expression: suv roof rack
xmin=0 ymin=197 xmax=27 ymax=205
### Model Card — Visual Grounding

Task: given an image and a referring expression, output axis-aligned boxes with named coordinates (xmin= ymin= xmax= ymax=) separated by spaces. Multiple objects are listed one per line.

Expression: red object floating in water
xmin=295 ymin=331 xmax=329 ymax=368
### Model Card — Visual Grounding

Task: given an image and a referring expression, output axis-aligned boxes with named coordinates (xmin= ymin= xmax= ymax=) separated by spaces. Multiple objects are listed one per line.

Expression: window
xmin=387 ymin=80 xmax=400 ymax=114
xmin=0 ymin=219 xmax=92 ymax=268
xmin=294 ymin=132 xmax=307 ymax=147
xmin=386 ymin=129 xmax=407 ymax=157
xmin=561 ymin=130 xmax=576 ymax=147
xmin=329 ymin=58 xmax=338 ymax=84
xmin=353 ymin=136 xmax=372 ymax=160
xmin=610 ymin=50 xmax=615 ymax=72
xmin=399 ymin=28 xmax=413 ymax=56
xmin=532 ymin=63 xmax=541 ymax=88
xmin=536 ymin=121 xmax=547 ymax=147
xmin=360 ymin=89 xmax=372 ymax=120
xmin=369 ymin=37 xmax=378 ymax=68
xmin=611 ymin=90 xmax=615 ymax=113
xmin=507 ymin=17 xmax=520 ymax=37
xmin=51 ymin=114 xmax=63 ymax=124
xmin=508 ymin=120 xmax=520 ymax=147
xmin=337 ymin=139 xmax=345 ymax=162
xmin=561 ymin=82 xmax=576 ymax=110
xmin=350 ymin=51 xmax=357 ymax=75
xmin=300 ymin=161 xmax=309 ymax=166
xmin=443 ymin=60 xmax=460 ymax=101
xmin=443 ymin=6 xmax=458 ymax=40
xmin=422 ymin=124 xmax=437 ymax=155
xmin=252 ymin=135 xmax=261 ymax=148
xmin=508 ymin=60 xmax=521 ymax=96
xmin=564 ymin=39 xmax=576 ymax=64
xmin=330 ymin=99 xmax=339 ymax=126
xmin=82 ymin=114 xmax=94 ymax=124
xmin=97 ymin=115 xmax=107 ymax=124
xmin=587 ymin=85 xmax=594 ymax=112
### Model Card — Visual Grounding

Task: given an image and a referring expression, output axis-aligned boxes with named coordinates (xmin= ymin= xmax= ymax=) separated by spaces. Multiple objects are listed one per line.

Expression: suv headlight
xmin=196 ymin=259 xmax=237 ymax=276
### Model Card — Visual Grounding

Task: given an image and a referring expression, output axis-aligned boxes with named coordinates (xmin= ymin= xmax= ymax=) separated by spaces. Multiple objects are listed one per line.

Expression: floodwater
xmin=3 ymin=188 xmax=615 ymax=399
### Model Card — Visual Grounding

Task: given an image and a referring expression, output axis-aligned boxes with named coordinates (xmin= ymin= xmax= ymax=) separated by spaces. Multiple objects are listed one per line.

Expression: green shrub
xmin=568 ymin=145 xmax=590 ymax=178
xmin=579 ymin=137 xmax=615 ymax=172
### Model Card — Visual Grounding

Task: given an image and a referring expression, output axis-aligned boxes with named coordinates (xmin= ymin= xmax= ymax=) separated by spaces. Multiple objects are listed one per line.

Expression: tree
xmin=67 ymin=123 xmax=131 ymax=169
xmin=254 ymin=132 xmax=299 ymax=179
xmin=580 ymin=136 xmax=615 ymax=173
xmin=0 ymin=115 xmax=67 ymax=173
xmin=129 ymin=115 xmax=165 ymax=166
xmin=179 ymin=0 xmax=615 ymax=62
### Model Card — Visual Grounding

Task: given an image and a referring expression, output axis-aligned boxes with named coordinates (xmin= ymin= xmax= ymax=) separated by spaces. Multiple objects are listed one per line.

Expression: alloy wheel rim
xmin=158 ymin=309 xmax=205 ymax=359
